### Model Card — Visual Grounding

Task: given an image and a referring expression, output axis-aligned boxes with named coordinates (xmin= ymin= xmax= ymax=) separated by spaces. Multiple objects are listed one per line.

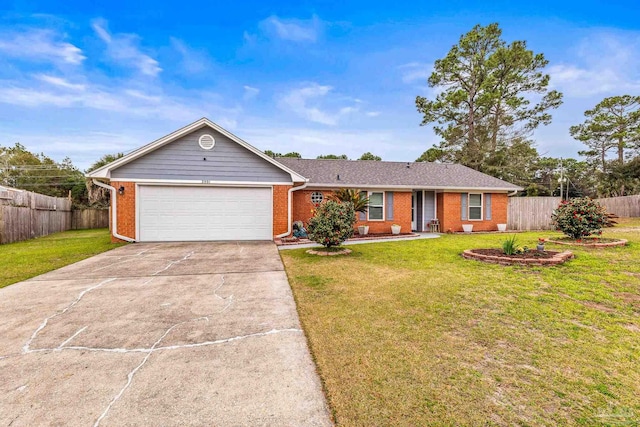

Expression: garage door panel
xmin=138 ymin=186 xmax=272 ymax=241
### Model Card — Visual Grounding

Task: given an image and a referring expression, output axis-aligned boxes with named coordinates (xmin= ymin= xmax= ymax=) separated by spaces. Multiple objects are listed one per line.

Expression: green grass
xmin=0 ymin=228 xmax=124 ymax=288
xmin=281 ymin=225 xmax=640 ymax=426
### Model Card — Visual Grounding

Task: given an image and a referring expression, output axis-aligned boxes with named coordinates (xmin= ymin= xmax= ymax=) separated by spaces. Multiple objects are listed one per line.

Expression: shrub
xmin=307 ymin=200 xmax=356 ymax=248
xmin=502 ymin=235 xmax=519 ymax=255
xmin=551 ymin=197 xmax=608 ymax=239
xmin=328 ymin=188 xmax=369 ymax=213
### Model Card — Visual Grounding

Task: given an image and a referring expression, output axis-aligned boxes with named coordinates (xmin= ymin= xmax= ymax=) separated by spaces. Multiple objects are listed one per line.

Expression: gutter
xmin=276 ymin=180 xmax=309 ymax=238
xmin=508 ymin=189 xmax=519 ymax=196
xmin=92 ymin=179 xmax=136 ymax=243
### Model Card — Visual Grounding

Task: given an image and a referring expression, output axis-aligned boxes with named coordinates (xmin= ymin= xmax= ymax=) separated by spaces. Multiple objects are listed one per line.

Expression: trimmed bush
xmin=551 ymin=198 xmax=608 ymax=239
xmin=307 ymin=200 xmax=356 ymax=248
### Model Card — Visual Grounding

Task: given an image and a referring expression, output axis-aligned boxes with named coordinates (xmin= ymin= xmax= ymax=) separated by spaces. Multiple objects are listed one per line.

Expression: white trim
xmin=421 ymin=190 xmax=425 ymax=231
xmin=111 ymin=178 xmax=289 ymax=186
xmin=304 ymin=183 xmax=519 ymax=192
xmin=434 ymin=191 xmax=438 ymax=221
xmin=198 ymin=134 xmax=215 ymax=150
xmin=86 ymin=118 xmax=307 ymax=183
xmin=468 ymin=193 xmax=483 ymax=221
xmin=135 ymin=183 xmax=140 ymax=241
xmin=367 ymin=191 xmax=385 ymax=221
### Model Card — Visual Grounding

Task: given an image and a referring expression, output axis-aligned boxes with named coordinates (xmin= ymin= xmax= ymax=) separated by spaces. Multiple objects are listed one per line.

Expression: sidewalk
xmin=277 ymin=233 xmax=440 ymax=250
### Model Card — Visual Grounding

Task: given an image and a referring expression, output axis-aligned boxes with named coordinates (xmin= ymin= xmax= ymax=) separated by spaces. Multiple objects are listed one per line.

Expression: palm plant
xmin=328 ymin=188 xmax=369 ymax=213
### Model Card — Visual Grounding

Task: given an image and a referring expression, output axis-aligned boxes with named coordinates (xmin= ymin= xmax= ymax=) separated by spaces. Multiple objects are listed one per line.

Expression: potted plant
xmin=358 ymin=225 xmax=369 ymax=235
xmin=537 ymin=238 xmax=545 ymax=251
xmin=391 ymin=224 xmax=401 ymax=235
xmin=497 ymin=223 xmax=507 ymax=232
xmin=462 ymin=224 xmax=473 ymax=233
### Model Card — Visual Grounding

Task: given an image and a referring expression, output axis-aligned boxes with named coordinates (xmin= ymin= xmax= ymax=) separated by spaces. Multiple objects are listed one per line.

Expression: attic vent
xmin=198 ymin=134 xmax=216 ymax=150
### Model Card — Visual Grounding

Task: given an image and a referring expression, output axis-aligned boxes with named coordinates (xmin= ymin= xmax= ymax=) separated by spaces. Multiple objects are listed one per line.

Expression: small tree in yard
xmin=307 ymin=200 xmax=356 ymax=248
xmin=551 ymin=198 xmax=608 ymax=239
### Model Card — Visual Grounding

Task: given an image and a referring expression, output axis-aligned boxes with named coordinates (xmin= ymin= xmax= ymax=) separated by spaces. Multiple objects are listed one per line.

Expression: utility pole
xmin=558 ymin=158 xmax=567 ymax=200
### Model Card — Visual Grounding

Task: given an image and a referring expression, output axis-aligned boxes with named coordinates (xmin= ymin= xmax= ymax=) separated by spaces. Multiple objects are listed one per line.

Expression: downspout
xmin=92 ymin=179 xmax=136 ymax=242
xmin=508 ymin=189 xmax=519 ymax=197
xmin=276 ymin=180 xmax=309 ymax=238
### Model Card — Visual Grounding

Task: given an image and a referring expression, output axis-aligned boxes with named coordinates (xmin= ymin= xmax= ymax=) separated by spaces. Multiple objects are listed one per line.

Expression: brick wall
xmin=438 ymin=192 xmax=508 ymax=232
xmin=273 ymin=185 xmax=292 ymax=237
xmin=110 ymin=181 xmax=136 ymax=242
xmin=291 ymin=189 xmax=412 ymax=235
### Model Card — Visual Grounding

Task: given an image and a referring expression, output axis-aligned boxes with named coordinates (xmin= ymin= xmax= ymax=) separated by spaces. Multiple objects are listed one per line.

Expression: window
xmin=368 ymin=192 xmax=384 ymax=220
xmin=468 ymin=193 xmax=482 ymax=220
xmin=310 ymin=191 xmax=324 ymax=204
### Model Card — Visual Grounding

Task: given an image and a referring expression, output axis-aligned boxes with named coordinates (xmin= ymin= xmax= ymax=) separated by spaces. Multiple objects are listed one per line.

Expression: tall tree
xmin=0 ymin=143 xmax=85 ymax=200
xmin=415 ymin=23 xmax=562 ymax=176
xmin=358 ymin=152 xmax=381 ymax=161
xmin=263 ymin=150 xmax=302 ymax=159
xmin=570 ymin=95 xmax=640 ymax=168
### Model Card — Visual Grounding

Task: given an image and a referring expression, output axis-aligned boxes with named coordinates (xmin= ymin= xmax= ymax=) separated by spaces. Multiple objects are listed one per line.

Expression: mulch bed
xmin=471 ymin=249 xmax=557 ymax=259
xmin=463 ymin=249 xmax=574 ymax=266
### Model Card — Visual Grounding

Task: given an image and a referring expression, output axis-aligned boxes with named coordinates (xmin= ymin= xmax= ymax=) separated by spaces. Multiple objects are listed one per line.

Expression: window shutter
xmin=386 ymin=192 xmax=394 ymax=220
xmin=461 ymin=193 xmax=468 ymax=220
xmin=359 ymin=191 xmax=367 ymax=221
xmin=485 ymin=193 xmax=492 ymax=220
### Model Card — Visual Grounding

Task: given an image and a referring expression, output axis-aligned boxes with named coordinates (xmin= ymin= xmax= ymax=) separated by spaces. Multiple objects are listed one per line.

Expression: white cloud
xmin=240 ymin=126 xmax=424 ymax=161
xmin=170 ymin=37 xmax=211 ymax=74
xmin=366 ymin=111 xmax=381 ymax=117
xmin=399 ymin=62 xmax=432 ymax=84
xmin=91 ymin=18 xmax=161 ymax=77
xmin=34 ymin=74 xmax=86 ymax=91
xmin=243 ymin=85 xmax=260 ymax=100
xmin=0 ymin=78 xmax=237 ymax=125
xmin=278 ymin=83 xmax=359 ymax=126
xmin=258 ymin=15 xmax=322 ymax=43
xmin=0 ymin=29 xmax=85 ymax=65
xmin=549 ymin=32 xmax=640 ymax=97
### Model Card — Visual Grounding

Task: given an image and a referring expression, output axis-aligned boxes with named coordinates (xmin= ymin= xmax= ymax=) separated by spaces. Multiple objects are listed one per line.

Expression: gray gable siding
xmin=111 ymin=127 xmax=292 ymax=182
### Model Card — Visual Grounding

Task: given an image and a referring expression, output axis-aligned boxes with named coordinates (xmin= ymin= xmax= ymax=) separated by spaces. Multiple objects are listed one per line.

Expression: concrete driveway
xmin=0 ymin=242 xmax=332 ymax=427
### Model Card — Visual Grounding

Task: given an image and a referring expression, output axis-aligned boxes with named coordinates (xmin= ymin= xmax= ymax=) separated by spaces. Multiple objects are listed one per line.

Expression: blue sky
xmin=1 ymin=0 xmax=639 ymax=170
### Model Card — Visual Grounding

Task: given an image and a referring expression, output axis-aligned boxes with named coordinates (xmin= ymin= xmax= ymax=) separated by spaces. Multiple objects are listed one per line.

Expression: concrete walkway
xmin=0 ymin=242 xmax=332 ymax=427
xmin=278 ymin=232 xmax=441 ymax=250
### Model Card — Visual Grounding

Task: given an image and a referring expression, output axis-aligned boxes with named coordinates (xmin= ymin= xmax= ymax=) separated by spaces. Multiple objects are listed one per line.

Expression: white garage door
xmin=138 ymin=185 xmax=272 ymax=241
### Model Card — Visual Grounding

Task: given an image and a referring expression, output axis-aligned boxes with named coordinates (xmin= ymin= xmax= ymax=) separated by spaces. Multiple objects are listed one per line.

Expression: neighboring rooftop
xmin=276 ymin=158 xmax=522 ymax=190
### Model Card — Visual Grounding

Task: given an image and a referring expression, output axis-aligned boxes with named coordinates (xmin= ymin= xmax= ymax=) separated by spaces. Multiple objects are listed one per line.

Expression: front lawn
xmin=0 ymin=228 xmax=124 ymax=289
xmin=281 ymin=226 xmax=640 ymax=426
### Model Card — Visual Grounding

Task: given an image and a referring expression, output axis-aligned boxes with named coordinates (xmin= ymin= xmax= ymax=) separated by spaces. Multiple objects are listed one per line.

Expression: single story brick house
xmin=87 ymin=118 xmax=521 ymax=242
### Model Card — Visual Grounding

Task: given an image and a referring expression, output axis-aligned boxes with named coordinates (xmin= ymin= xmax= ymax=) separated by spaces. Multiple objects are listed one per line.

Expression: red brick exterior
xmin=108 ymin=182 xmax=511 ymax=242
xmin=110 ymin=181 xmax=136 ymax=243
xmin=437 ymin=192 xmax=508 ymax=233
xmin=291 ymin=189 xmax=412 ymax=235
xmin=273 ymin=185 xmax=293 ymax=236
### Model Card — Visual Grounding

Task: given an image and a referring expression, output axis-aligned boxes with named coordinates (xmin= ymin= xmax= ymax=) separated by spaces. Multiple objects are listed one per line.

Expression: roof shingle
xmin=275 ymin=158 xmax=521 ymax=190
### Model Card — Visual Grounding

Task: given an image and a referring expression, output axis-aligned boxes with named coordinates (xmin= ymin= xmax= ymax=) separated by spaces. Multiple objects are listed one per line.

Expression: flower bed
xmin=462 ymin=249 xmax=574 ymax=266
xmin=546 ymin=237 xmax=627 ymax=248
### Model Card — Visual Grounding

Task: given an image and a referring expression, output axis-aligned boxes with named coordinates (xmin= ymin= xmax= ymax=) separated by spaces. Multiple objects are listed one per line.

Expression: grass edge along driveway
xmin=281 ymin=227 xmax=640 ymax=426
xmin=0 ymin=228 xmax=124 ymax=289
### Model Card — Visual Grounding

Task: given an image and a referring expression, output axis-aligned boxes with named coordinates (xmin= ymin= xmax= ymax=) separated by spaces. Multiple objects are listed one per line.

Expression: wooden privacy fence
xmin=0 ymin=187 xmax=109 ymax=244
xmin=507 ymin=197 xmax=561 ymax=231
xmin=594 ymin=195 xmax=640 ymax=218
xmin=71 ymin=209 xmax=109 ymax=230
xmin=508 ymin=195 xmax=640 ymax=231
